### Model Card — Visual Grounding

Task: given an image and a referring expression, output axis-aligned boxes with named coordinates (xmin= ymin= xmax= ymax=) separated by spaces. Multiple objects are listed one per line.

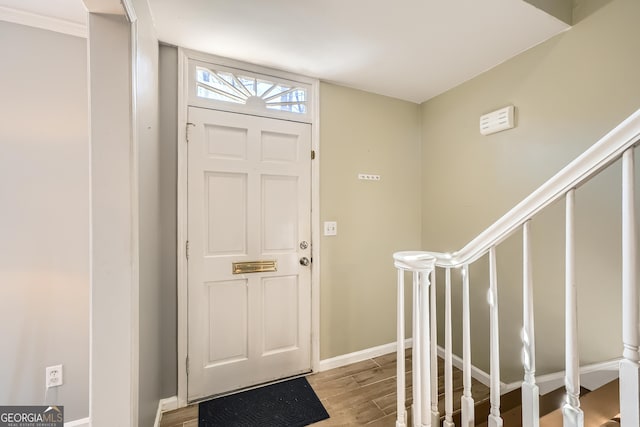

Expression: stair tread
xmin=474 ymin=384 xmax=590 ymax=427
xmin=465 ymin=387 xmax=522 ymax=427
xmin=540 ymin=379 xmax=619 ymax=427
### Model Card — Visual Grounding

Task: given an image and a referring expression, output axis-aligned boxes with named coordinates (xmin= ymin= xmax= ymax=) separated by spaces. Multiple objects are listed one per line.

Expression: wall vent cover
xmin=480 ymin=105 xmax=515 ymax=136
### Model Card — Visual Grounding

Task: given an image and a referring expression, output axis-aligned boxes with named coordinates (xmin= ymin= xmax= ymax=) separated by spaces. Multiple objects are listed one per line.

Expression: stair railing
xmin=394 ymin=108 xmax=640 ymax=427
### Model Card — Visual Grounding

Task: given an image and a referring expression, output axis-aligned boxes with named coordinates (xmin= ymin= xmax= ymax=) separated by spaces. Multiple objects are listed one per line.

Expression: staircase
xmin=439 ymin=359 xmax=618 ymax=427
xmin=473 ymin=386 xmax=592 ymax=427
xmin=539 ymin=380 xmax=620 ymax=427
xmin=393 ymin=109 xmax=640 ymax=427
xmin=401 ymin=356 xmax=620 ymax=426
xmin=472 ymin=381 xmax=619 ymax=427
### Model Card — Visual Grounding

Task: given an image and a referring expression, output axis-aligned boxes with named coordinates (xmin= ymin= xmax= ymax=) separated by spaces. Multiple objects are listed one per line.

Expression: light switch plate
xmin=324 ymin=221 xmax=337 ymax=236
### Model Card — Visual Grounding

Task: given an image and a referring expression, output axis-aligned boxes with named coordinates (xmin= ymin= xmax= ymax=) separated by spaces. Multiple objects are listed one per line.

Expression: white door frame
xmin=176 ymin=48 xmax=321 ymax=407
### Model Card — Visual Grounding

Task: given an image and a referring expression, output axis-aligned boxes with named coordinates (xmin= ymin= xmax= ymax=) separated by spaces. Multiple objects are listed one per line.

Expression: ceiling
xmin=0 ymin=0 xmax=569 ymax=103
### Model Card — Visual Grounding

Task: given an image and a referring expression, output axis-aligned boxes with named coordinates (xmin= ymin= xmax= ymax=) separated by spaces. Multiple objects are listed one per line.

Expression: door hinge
xmin=186 ymin=356 xmax=190 ymax=376
xmin=186 ymin=122 xmax=195 ymax=142
xmin=311 ymin=150 xmax=316 ymax=160
xmin=185 ymin=240 xmax=190 ymax=260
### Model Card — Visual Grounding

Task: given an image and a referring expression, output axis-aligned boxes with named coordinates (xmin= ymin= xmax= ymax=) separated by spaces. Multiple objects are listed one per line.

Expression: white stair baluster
xmin=461 ymin=265 xmax=474 ymax=427
xmin=444 ymin=268 xmax=454 ymax=427
xmin=393 ymin=252 xmax=436 ymax=427
xmin=413 ymin=270 xmax=423 ymax=426
xmin=430 ymin=268 xmax=439 ymax=427
xmin=521 ymin=220 xmax=539 ymax=427
xmin=420 ymin=270 xmax=431 ymax=426
xmin=396 ymin=268 xmax=407 ymax=427
xmin=488 ymin=246 xmax=503 ymax=427
xmin=620 ymin=148 xmax=640 ymax=427
xmin=562 ymin=189 xmax=584 ymax=427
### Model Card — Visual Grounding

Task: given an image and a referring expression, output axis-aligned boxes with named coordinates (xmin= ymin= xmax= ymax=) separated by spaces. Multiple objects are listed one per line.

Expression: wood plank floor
xmin=160 ymin=348 xmax=490 ymax=427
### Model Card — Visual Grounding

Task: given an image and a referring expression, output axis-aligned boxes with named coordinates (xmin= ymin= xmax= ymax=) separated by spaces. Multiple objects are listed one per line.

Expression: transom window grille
xmin=196 ymin=66 xmax=307 ymax=115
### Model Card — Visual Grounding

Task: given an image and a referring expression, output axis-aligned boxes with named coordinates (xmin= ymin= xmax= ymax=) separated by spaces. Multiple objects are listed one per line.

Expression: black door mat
xmin=199 ymin=377 xmax=330 ymax=427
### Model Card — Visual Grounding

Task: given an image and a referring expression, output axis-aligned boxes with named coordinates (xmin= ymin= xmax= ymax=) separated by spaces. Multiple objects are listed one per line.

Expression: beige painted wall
xmin=319 ymin=83 xmax=421 ymax=359
xmin=420 ymin=0 xmax=640 ymax=381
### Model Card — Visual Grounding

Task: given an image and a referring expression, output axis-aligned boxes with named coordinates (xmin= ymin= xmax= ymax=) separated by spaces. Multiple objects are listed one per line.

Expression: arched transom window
xmin=195 ymin=65 xmax=308 ymax=115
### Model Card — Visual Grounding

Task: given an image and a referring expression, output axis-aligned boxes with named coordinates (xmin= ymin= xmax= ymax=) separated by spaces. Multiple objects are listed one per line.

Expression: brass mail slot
xmin=232 ymin=260 xmax=277 ymax=274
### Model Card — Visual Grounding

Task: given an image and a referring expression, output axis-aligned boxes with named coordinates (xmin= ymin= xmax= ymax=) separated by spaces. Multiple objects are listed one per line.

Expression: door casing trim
xmin=176 ymin=48 xmax=321 ymax=407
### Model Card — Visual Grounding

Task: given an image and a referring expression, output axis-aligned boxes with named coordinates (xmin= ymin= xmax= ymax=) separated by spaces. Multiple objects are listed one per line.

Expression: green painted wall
xmin=420 ymin=0 xmax=640 ymax=381
xmin=319 ymin=83 xmax=421 ymax=359
xmin=524 ymin=0 xmax=572 ymax=25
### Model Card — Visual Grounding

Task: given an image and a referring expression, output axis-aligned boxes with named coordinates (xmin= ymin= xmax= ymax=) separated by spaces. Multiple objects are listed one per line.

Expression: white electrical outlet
xmin=46 ymin=365 xmax=63 ymax=388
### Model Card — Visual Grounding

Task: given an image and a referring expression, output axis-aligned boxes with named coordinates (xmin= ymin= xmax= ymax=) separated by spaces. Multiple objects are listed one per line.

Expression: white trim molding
xmin=310 ymin=79 xmax=321 ymax=374
xmin=176 ymin=47 xmax=189 ymax=409
xmin=294 ymin=338 xmax=620 ymax=399
xmin=319 ymin=339 xmax=413 ymax=372
xmin=154 ymin=397 xmax=179 ymax=427
xmin=0 ymin=6 xmax=87 ymax=38
xmin=64 ymin=418 xmax=90 ymax=427
xmin=436 ymin=345 xmax=496 ymax=389
xmin=501 ymin=358 xmax=621 ymax=395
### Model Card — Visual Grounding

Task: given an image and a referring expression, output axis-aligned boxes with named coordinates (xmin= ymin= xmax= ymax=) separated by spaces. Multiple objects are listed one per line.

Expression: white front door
xmin=187 ymin=107 xmax=312 ymax=401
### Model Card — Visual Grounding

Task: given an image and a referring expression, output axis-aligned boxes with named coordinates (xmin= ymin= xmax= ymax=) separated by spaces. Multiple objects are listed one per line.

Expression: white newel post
xmin=461 ymin=265 xmax=475 ymax=427
xmin=522 ymin=221 xmax=540 ymax=427
xmin=444 ymin=268 xmax=454 ymax=427
xmin=621 ymin=148 xmax=640 ymax=427
xmin=563 ymin=189 xmax=584 ymax=427
xmin=394 ymin=252 xmax=436 ymax=427
xmin=488 ymin=246 xmax=503 ymax=427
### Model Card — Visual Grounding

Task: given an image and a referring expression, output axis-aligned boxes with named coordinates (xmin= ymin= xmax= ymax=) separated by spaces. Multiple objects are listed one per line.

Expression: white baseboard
xmin=160 ymin=396 xmax=179 ymax=412
xmin=533 ymin=358 xmax=620 ymax=395
xmin=500 ymin=358 xmax=621 ymax=395
xmin=65 ymin=418 xmax=90 ymax=427
xmin=579 ymin=359 xmax=620 ymax=391
xmin=153 ymin=396 xmax=179 ymax=427
xmin=436 ymin=345 xmax=621 ymax=395
xmin=318 ymin=338 xmax=413 ymax=372
xmin=436 ymin=345 xmax=497 ymax=389
xmin=317 ymin=340 xmax=495 ymax=392
xmin=321 ymin=341 xmax=620 ymax=398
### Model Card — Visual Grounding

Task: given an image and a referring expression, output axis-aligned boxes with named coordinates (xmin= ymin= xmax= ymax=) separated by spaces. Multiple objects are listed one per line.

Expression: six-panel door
xmin=187 ymin=107 xmax=312 ymax=401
